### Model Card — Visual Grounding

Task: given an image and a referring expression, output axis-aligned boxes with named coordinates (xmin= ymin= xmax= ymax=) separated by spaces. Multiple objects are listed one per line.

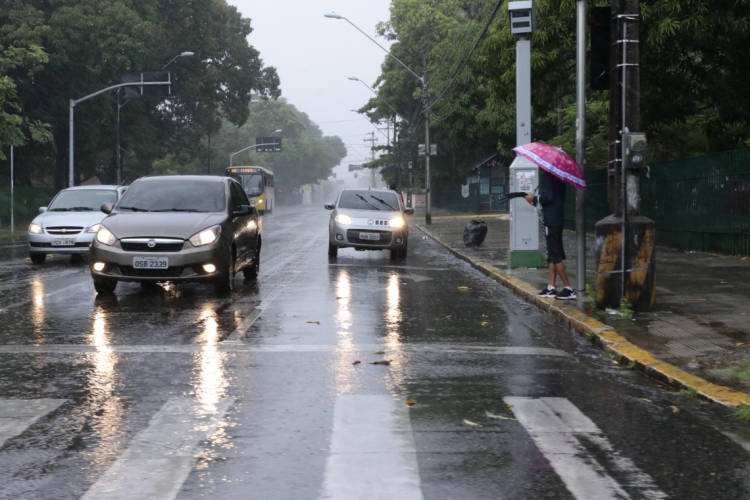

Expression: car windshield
xmin=116 ymin=179 xmax=225 ymax=212
xmin=337 ymin=190 xmax=400 ymax=211
xmin=48 ymin=189 xmax=118 ymax=211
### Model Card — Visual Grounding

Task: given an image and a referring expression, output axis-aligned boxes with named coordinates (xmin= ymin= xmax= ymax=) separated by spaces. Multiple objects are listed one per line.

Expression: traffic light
xmin=590 ymin=6 xmax=610 ymax=91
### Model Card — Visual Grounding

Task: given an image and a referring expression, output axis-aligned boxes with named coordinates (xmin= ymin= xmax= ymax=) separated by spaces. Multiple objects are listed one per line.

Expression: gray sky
xmin=231 ymin=1 xmax=394 ymax=172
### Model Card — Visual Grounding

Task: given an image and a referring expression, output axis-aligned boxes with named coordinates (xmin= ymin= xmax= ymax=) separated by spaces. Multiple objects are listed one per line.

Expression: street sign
xmin=255 ymin=137 xmax=282 ymax=152
xmin=121 ymin=71 xmax=172 ymax=99
xmin=418 ymin=144 xmax=437 ymax=156
xmin=408 ymin=161 xmax=413 ymax=170
xmin=348 ymin=164 xmax=364 ymax=171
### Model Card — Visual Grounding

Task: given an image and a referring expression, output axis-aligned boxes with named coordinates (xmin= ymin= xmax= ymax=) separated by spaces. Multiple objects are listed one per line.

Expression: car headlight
xmin=87 ymin=223 xmax=102 ymax=233
xmin=389 ymin=217 xmax=405 ymax=228
xmin=29 ymin=223 xmax=42 ymax=234
xmin=96 ymin=227 xmax=116 ymax=246
xmin=190 ymin=225 xmax=221 ymax=247
xmin=335 ymin=214 xmax=352 ymax=225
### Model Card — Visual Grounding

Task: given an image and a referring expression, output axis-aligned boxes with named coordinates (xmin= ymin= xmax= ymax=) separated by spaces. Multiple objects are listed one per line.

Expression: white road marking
xmin=0 ymin=344 xmax=569 ymax=356
xmin=320 ymin=395 xmax=423 ymax=500
xmin=505 ymin=397 xmax=666 ymax=500
xmin=0 ymin=281 xmax=90 ymax=313
xmin=81 ymin=397 xmax=234 ymax=500
xmin=222 ymin=285 xmax=286 ymax=343
xmin=0 ymin=399 xmax=67 ymax=447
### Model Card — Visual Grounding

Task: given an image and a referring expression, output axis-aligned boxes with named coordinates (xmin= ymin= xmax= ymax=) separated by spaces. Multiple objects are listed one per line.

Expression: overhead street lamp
xmin=229 ymin=129 xmax=282 ymax=168
xmin=162 ymin=51 xmax=195 ymax=70
xmin=326 ymin=13 xmax=433 ymax=224
xmin=347 ymin=77 xmax=401 ymax=119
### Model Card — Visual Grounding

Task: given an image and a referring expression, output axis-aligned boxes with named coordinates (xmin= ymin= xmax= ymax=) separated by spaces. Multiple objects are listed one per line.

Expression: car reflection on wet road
xmin=0 ymin=205 xmax=748 ymax=499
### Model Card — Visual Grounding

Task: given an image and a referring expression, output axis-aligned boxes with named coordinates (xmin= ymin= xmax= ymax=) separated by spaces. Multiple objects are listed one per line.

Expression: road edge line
xmin=415 ymin=224 xmax=750 ymax=408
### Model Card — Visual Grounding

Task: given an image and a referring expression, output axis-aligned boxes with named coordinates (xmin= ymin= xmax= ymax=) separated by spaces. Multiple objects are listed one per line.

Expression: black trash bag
xmin=463 ymin=220 xmax=488 ymax=247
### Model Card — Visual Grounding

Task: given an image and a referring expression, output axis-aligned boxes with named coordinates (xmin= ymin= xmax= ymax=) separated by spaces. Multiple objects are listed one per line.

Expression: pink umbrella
xmin=512 ymin=142 xmax=587 ymax=190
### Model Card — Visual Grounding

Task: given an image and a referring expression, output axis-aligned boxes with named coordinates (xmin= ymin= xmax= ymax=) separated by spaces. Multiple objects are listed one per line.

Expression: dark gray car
xmin=89 ymin=175 xmax=260 ymax=295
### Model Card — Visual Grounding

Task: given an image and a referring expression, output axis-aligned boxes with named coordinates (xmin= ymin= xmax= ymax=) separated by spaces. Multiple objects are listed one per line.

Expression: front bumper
xmin=89 ymin=239 xmax=228 ymax=283
xmin=28 ymin=232 xmax=95 ymax=254
xmin=329 ymin=223 xmax=408 ymax=250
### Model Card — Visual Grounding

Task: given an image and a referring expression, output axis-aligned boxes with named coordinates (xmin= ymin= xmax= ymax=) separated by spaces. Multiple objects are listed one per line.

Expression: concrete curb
xmin=416 ymin=224 xmax=750 ymax=408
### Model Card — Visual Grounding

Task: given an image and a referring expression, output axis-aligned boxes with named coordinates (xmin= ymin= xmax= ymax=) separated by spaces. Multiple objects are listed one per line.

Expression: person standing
xmin=524 ymin=171 xmax=576 ymax=299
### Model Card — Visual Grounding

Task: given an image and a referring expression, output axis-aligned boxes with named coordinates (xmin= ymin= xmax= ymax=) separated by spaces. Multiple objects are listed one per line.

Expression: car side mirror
xmin=403 ymin=207 xmax=414 ymax=215
xmin=325 ymin=203 xmax=335 ymax=210
xmin=101 ymin=203 xmax=114 ymax=214
xmin=251 ymin=206 xmax=260 ymax=217
xmin=39 ymin=207 xmax=47 ymax=213
xmin=233 ymin=204 xmax=251 ymax=216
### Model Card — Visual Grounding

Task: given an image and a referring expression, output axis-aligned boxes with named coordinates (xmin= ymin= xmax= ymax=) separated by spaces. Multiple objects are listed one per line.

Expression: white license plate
xmin=133 ymin=257 xmax=169 ymax=269
xmin=51 ymin=238 xmax=75 ymax=246
xmin=359 ymin=232 xmax=381 ymax=241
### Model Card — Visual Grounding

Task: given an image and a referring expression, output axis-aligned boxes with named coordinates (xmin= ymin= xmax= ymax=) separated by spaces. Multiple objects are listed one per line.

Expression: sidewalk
xmin=411 ymin=210 xmax=750 ymax=407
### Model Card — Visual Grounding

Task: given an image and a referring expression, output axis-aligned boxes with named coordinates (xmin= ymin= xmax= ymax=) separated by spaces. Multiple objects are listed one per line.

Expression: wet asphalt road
xmin=0 ymin=204 xmax=749 ymax=500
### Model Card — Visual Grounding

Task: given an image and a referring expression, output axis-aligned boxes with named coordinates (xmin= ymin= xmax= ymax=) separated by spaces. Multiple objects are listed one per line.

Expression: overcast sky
xmin=231 ymin=0 xmax=394 ymax=173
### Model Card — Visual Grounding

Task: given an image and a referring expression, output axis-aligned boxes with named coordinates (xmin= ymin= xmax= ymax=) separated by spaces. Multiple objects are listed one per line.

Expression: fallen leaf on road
xmin=291 ymin=337 xmax=300 ymax=340
xmin=352 ymin=360 xmax=361 ymax=365
xmin=463 ymin=419 xmax=482 ymax=427
xmin=371 ymin=360 xmax=392 ymax=365
xmin=671 ymin=406 xmax=680 ymax=413
xmin=611 ymin=360 xmax=619 ymax=365
xmin=458 ymin=286 xmax=469 ymax=291
xmin=372 ymin=350 xmax=385 ymax=355
xmin=307 ymin=321 xmax=320 ymax=324
xmin=485 ymin=411 xmax=517 ymax=421
xmin=639 ymin=398 xmax=653 ymax=403
xmin=506 ymin=404 xmax=514 ymax=409
xmin=481 ymin=321 xmax=489 ymax=326
xmin=406 ymin=398 xmax=416 ymax=406
xmin=335 ymin=296 xmax=347 ymax=299
xmin=737 ymin=342 xmax=748 ymax=347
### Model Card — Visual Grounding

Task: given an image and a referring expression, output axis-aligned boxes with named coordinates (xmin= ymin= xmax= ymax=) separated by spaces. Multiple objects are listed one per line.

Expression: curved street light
xmin=162 ymin=51 xmax=195 ymax=70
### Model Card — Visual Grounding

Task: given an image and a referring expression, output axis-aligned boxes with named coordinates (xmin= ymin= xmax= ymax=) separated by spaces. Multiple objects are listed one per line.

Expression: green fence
xmin=563 ymin=148 xmax=750 ymax=255
xmin=431 ymin=183 xmax=482 ymax=213
xmin=0 ymin=187 xmax=59 ymax=227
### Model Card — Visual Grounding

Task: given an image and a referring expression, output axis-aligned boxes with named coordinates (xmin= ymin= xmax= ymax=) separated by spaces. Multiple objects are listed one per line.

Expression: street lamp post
xmin=229 ymin=129 xmax=282 ymax=168
xmin=326 ymin=13 xmax=432 ymax=224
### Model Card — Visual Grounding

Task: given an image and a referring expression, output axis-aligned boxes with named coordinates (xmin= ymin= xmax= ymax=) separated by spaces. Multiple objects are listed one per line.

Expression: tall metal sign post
xmin=10 ymin=146 xmax=14 ymax=234
xmin=507 ymin=1 xmax=543 ymax=268
xmin=575 ymin=0 xmax=587 ymax=291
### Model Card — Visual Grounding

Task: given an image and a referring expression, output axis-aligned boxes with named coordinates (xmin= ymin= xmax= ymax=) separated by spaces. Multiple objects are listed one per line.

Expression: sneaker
xmin=556 ymin=287 xmax=577 ymax=300
xmin=538 ymin=286 xmax=556 ymax=298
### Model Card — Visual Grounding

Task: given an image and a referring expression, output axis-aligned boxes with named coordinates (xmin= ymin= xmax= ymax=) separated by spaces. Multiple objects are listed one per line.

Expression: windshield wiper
xmin=68 ymin=206 xmax=95 ymax=211
xmin=49 ymin=208 xmax=72 ymax=212
xmin=370 ymin=195 xmax=396 ymax=211
xmin=355 ymin=194 xmax=380 ymax=211
xmin=119 ymin=206 xmax=150 ymax=212
xmin=151 ymin=208 xmax=202 ymax=212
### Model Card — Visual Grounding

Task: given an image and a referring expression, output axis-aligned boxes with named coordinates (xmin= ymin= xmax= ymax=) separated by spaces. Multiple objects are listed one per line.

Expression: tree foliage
xmin=1 ymin=0 xmax=280 ymax=187
xmin=363 ymin=0 xmax=750 ymax=189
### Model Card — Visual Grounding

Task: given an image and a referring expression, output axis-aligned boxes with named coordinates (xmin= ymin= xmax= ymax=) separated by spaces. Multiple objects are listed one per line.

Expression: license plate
xmin=359 ymin=232 xmax=381 ymax=241
xmin=133 ymin=257 xmax=169 ymax=269
xmin=51 ymin=238 xmax=75 ymax=246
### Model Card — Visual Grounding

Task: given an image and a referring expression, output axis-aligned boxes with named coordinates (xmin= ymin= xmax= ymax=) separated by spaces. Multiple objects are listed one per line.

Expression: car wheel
xmin=243 ymin=250 xmax=260 ymax=280
xmin=30 ymin=253 xmax=46 ymax=264
xmin=328 ymin=244 xmax=338 ymax=257
xmin=93 ymin=278 xmax=118 ymax=295
xmin=215 ymin=247 xmax=236 ymax=293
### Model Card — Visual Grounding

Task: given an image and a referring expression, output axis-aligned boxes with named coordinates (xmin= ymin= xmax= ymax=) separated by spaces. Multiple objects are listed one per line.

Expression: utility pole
xmin=423 ymin=54 xmax=431 ymax=225
xmin=594 ymin=0 xmax=655 ymax=311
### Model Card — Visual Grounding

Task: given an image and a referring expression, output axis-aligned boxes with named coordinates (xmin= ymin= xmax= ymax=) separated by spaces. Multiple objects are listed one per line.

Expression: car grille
xmin=119 ymin=266 xmax=186 ymax=278
xmin=346 ymin=229 xmax=393 ymax=246
xmin=120 ymin=242 xmax=184 ymax=252
xmin=29 ymin=242 xmax=90 ymax=248
xmin=46 ymin=226 xmax=83 ymax=235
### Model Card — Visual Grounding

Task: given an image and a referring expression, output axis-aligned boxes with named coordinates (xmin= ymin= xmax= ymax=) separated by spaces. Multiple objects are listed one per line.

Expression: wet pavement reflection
xmin=0 ymin=205 xmax=748 ymax=499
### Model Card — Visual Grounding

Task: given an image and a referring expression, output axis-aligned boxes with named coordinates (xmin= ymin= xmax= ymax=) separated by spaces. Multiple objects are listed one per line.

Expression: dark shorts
xmin=546 ymin=226 xmax=566 ymax=264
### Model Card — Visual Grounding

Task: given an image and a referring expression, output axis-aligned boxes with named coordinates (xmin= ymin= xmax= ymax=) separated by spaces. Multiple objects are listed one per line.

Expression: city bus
xmin=225 ymin=166 xmax=275 ymax=214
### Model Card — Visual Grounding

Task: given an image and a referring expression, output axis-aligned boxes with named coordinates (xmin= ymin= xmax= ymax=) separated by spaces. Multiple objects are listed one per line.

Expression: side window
xmin=229 ymin=183 xmax=245 ymax=211
xmin=235 ymin=182 xmax=250 ymax=205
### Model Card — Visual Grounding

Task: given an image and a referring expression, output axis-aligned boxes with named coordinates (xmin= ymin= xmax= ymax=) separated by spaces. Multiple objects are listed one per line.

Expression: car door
xmin=229 ymin=182 xmax=251 ymax=264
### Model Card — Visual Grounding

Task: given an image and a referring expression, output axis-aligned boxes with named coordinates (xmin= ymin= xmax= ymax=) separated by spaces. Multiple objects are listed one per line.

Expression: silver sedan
xmin=325 ymin=188 xmax=413 ymax=259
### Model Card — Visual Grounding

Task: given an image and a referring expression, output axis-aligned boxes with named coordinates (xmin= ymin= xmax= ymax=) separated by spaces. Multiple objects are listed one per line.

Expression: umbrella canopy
xmin=512 ymin=142 xmax=586 ymax=190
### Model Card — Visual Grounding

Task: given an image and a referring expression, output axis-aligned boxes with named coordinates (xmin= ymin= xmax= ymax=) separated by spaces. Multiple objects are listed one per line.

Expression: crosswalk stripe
xmin=320 ymin=395 xmax=424 ymax=500
xmin=0 ymin=399 xmax=67 ymax=448
xmin=81 ymin=397 xmax=234 ymax=500
xmin=505 ymin=397 xmax=666 ymax=500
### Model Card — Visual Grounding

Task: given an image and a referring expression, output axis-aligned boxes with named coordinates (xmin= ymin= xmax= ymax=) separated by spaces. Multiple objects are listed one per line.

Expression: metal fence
xmin=564 ymin=148 xmax=750 ymax=255
xmin=431 ymin=182 xmax=513 ymax=214
xmin=0 ymin=187 xmax=58 ymax=228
